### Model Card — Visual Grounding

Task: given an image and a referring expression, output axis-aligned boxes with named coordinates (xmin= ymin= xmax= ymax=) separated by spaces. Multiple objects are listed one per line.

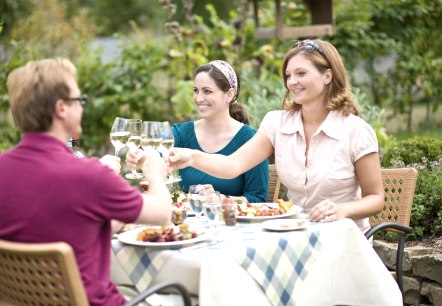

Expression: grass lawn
xmin=384 ymin=105 xmax=442 ymax=140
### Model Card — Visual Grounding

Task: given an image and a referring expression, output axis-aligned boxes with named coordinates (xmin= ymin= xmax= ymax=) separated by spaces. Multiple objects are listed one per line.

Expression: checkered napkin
xmin=235 ymin=230 xmax=321 ymax=306
xmin=111 ymin=240 xmax=174 ymax=292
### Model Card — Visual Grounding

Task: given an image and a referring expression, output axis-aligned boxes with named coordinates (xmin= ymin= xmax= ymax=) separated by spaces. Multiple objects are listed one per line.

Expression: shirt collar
xmin=21 ymin=132 xmax=73 ymax=155
xmin=317 ymin=110 xmax=344 ymax=140
xmin=279 ymin=110 xmax=344 ymax=140
xmin=280 ymin=111 xmax=304 ymax=135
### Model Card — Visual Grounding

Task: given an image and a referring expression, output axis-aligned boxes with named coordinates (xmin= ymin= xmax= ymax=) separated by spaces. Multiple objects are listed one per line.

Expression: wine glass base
xmin=125 ymin=173 xmax=144 ymax=180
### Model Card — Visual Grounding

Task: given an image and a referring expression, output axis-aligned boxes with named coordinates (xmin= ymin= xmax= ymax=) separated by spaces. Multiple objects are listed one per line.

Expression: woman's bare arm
xmin=169 ymin=132 xmax=274 ymax=179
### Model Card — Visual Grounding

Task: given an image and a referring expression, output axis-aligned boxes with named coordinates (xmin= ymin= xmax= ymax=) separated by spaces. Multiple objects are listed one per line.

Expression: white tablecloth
xmin=111 ymin=218 xmax=402 ymax=306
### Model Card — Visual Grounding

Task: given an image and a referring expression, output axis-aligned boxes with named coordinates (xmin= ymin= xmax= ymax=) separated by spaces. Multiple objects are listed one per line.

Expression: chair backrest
xmin=267 ymin=164 xmax=281 ymax=203
xmin=370 ymin=168 xmax=418 ymax=231
xmin=0 ymin=240 xmax=89 ymax=306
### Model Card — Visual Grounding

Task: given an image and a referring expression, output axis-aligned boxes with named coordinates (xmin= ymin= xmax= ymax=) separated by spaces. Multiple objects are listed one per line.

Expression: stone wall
xmin=374 ymin=240 xmax=442 ymax=306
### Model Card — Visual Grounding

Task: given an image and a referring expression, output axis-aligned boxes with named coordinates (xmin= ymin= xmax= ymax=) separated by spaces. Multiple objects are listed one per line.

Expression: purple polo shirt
xmin=0 ymin=133 xmax=143 ymax=306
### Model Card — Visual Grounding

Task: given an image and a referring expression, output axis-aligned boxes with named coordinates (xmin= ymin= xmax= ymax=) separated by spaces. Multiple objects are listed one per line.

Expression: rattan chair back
xmin=267 ymin=164 xmax=281 ymax=203
xmin=370 ymin=168 xmax=418 ymax=233
xmin=0 ymin=240 xmax=89 ymax=306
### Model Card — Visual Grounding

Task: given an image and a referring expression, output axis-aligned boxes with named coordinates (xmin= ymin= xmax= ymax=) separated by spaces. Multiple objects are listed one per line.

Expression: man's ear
xmin=324 ymin=68 xmax=333 ymax=85
xmin=53 ymin=99 xmax=68 ymax=119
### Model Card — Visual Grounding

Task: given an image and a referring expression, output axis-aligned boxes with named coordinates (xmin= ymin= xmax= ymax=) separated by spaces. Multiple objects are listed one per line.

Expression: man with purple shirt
xmin=0 ymin=58 xmax=172 ymax=305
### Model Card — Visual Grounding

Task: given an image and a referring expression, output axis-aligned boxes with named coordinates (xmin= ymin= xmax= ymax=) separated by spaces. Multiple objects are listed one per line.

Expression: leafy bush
xmin=381 ymin=137 xmax=442 ymax=238
xmin=381 ymin=137 xmax=442 ymax=168
xmin=410 ymin=159 xmax=442 ymax=238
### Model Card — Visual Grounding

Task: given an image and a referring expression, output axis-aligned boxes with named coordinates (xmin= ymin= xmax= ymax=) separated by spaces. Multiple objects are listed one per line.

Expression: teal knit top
xmin=172 ymin=121 xmax=269 ymax=203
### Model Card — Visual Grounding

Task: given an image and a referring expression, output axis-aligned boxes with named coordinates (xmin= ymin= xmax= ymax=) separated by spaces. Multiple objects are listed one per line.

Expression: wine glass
xmin=200 ymin=190 xmax=222 ymax=241
xmin=160 ymin=121 xmax=176 ymax=182
xmin=159 ymin=121 xmax=174 ymax=154
xmin=125 ymin=119 xmax=144 ymax=180
xmin=110 ymin=117 xmax=129 ymax=156
xmin=141 ymin=121 xmax=162 ymax=151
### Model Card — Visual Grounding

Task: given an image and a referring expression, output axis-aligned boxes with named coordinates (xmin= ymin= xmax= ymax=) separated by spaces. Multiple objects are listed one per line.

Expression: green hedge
xmin=381 ymin=137 xmax=442 ymax=238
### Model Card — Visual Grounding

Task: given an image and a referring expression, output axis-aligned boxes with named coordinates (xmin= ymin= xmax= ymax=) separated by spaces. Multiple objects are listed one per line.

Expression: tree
xmin=332 ymin=0 xmax=442 ymax=131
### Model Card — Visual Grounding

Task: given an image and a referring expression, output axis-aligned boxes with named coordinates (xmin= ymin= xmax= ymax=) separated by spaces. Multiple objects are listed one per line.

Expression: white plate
xmin=236 ymin=205 xmax=302 ymax=222
xmin=262 ymin=219 xmax=310 ymax=231
xmin=118 ymin=225 xmax=206 ymax=248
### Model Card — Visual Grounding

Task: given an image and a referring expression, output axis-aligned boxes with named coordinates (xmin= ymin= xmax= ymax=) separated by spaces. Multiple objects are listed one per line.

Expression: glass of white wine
xmin=125 ymin=119 xmax=144 ymax=180
xmin=141 ymin=121 xmax=162 ymax=151
xmin=160 ymin=121 xmax=176 ymax=182
xmin=160 ymin=121 xmax=174 ymax=153
xmin=110 ymin=117 xmax=130 ymax=156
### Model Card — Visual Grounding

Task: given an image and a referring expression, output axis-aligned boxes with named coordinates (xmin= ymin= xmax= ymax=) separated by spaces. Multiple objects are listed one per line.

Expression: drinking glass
xmin=159 ymin=121 xmax=174 ymax=154
xmin=125 ymin=119 xmax=144 ymax=180
xmin=160 ymin=121 xmax=176 ymax=182
xmin=110 ymin=117 xmax=129 ymax=156
xmin=171 ymin=207 xmax=188 ymax=226
xmin=200 ymin=190 xmax=222 ymax=240
xmin=188 ymin=185 xmax=204 ymax=226
xmin=141 ymin=121 xmax=162 ymax=151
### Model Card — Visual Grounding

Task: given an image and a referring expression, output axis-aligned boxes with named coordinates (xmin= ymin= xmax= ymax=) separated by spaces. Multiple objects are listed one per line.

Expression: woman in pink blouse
xmin=164 ymin=39 xmax=383 ymax=232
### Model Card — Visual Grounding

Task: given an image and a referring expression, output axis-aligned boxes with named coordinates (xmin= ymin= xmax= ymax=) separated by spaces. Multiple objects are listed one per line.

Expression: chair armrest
xmin=124 ymin=280 xmax=192 ymax=306
xmin=364 ymin=222 xmax=412 ymax=239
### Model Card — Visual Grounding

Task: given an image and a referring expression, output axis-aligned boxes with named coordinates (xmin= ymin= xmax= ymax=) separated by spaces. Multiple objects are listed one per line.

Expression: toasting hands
xmin=167 ymin=148 xmax=195 ymax=170
xmin=126 ymin=148 xmax=172 ymax=182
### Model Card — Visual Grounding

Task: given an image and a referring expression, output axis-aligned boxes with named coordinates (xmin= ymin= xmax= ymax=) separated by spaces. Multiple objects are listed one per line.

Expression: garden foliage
xmin=0 ymin=0 xmax=441 ymax=239
xmin=382 ymin=137 xmax=442 ymax=238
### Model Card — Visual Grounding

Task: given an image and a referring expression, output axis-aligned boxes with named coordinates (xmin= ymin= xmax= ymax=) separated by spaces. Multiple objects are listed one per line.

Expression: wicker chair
xmin=365 ymin=167 xmax=418 ymax=295
xmin=267 ymin=164 xmax=281 ymax=203
xmin=0 ymin=240 xmax=192 ymax=306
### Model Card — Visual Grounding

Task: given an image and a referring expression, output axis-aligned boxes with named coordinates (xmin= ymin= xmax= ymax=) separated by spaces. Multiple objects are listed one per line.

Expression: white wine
xmin=141 ymin=138 xmax=162 ymax=150
xmin=127 ymin=136 xmax=142 ymax=149
xmin=162 ymin=139 xmax=174 ymax=150
xmin=110 ymin=131 xmax=130 ymax=150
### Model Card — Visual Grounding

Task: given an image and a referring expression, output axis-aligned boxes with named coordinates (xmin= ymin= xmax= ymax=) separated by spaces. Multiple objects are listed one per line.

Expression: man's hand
xmin=126 ymin=148 xmax=145 ymax=170
xmin=99 ymin=155 xmax=121 ymax=174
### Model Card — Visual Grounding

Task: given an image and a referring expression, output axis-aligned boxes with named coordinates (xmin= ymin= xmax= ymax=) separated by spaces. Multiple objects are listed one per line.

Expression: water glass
xmin=200 ymin=190 xmax=221 ymax=240
xmin=189 ymin=185 xmax=204 ymax=218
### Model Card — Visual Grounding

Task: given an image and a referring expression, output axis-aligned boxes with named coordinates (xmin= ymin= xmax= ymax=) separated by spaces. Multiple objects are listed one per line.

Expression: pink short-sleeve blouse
xmin=258 ymin=110 xmax=378 ymax=232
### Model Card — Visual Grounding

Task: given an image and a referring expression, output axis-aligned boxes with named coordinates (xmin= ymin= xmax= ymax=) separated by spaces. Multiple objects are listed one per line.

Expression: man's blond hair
xmin=7 ymin=58 xmax=77 ymax=132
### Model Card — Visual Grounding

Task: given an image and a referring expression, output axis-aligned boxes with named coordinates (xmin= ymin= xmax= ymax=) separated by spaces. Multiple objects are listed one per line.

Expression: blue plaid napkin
xmin=235 ymin=230 xmax=321 ymax=306
xmin=111 ymin=240 xmax=174 ymax=292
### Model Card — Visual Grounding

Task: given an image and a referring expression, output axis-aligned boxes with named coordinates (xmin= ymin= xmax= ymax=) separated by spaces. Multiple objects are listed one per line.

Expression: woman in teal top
xmin=172 ymin=60 xmax=268 ymax=203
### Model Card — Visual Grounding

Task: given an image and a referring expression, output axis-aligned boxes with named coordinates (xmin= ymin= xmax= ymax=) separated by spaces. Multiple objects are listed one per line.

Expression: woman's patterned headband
xmin=209 ymin=60 xmax=238 ymax=95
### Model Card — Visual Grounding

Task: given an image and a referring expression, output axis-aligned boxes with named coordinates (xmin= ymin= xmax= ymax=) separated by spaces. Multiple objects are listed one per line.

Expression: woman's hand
xmin=168 ymin=148 xmax=195 ymax=169
xmin=228 ymin=196 xmax=248 ymax=204
xmin=309 ymin=199 xmax=348 ymax=223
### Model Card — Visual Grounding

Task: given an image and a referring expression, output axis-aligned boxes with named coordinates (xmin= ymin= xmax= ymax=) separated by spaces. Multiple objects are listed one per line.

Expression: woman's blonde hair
xmin=7 ymin=58 xmax=77 ymax=132
xmin=281 ymin=39 xmax=359 ymax=116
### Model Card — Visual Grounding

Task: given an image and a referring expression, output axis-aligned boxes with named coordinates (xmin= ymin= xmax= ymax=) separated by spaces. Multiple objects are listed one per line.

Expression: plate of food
xmin=235 ymin=199 xmax=302 ymax=222
xmin=261 ymin=219 xmax=310 ymax=232
xmin=117 ymin=223 xmax=206 ymax=248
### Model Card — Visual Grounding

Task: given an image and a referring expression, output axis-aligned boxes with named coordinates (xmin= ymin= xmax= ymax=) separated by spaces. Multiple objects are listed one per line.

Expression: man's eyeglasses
xmin=65 ymin=95 xmax=88 ymax=106
xmin=295 ymin=39 xmax=324 ymax=56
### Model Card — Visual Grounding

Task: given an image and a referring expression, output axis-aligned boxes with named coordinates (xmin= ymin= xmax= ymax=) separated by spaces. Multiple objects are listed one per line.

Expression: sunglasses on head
xmin=295 ymin=40 xmax=324 ymax=56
